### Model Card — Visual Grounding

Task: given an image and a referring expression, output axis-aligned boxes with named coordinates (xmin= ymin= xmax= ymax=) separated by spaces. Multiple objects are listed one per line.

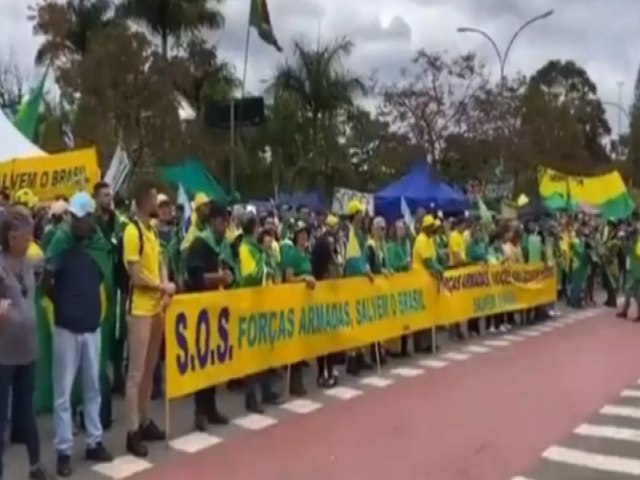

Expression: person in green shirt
xmin=569 ymin=225 xmax=589 ymax=309
xmin=617 ymin=227 xmax=640 ymax=320
xmin=41 ymin=200 xmax=69 ymax=252
xmin=466 ymin=223 xmax=488 ymax=335
xmin=237 ymin=213 xmax=282 ymax=412
xmin=386 ymin=219 xmax=411 ymax=357
xmin=342 ymin=200 xmax=374 ymax=375
xmin=282 ymin=221 xmax=316 ymax=396
xmin=387 ymin=220 xmax=411 ymax=273
xmin=466 ymin=223 xmax=489 ymax=263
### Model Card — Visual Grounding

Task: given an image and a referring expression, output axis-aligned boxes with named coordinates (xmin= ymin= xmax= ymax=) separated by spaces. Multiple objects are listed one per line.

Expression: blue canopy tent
xmin=374 ymin=162 xmax=469 ymax=218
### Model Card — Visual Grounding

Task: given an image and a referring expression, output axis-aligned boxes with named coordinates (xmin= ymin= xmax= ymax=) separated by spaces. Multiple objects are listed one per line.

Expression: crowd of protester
xmin=0 ymin=180 xmax=639 ymax=479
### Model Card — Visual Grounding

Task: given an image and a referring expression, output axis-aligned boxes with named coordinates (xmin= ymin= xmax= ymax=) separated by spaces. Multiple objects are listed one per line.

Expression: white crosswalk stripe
xmin=542 ymin=446 xmax=640 ymax=475
xmin=441 ymin=351 xmax=472 ymax=361
xmin=600 ymin=405 xmax=640 ymax=419
xmin=574 ymin=423 xmax=640 ymax=443
xmin=620 ymin=389 xmax=640 ymax=398
xmin=520 ymin=382 xmax=640 ymax=479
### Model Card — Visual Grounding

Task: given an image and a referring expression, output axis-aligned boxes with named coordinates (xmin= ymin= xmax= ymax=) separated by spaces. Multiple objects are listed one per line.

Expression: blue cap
xmin=68 ymin=191 xmax=96 ymax=218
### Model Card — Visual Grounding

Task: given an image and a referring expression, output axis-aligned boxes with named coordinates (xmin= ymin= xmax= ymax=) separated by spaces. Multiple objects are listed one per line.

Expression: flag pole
xmin=231 ymin=1 xmax=253 ymax=195
xmin=241 ymin=2 xmax=253 ymax=99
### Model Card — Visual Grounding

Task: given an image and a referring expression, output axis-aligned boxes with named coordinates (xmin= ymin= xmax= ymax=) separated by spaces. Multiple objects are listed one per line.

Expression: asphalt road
xmin=7 ymin=304 xmax=639 ymax=480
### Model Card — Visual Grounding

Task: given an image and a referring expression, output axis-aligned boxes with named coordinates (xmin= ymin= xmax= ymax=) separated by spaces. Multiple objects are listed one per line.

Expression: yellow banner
xmin=438 ymin=264 xmax=556 ymax=326
xmin=0 ymin=148 xmax=100 ymax=201
xmin=165 ymin=263 xmax=556 ymax=399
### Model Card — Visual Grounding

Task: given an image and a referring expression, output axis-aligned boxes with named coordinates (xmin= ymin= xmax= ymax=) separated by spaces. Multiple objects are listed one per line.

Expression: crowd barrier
xmin=165 ymin=263 xmax=557 ymax=400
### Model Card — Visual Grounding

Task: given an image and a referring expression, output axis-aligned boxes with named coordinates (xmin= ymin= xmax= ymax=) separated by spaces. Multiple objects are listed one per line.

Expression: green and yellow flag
xmin=539 ymin=167 xmax=634 ymax=220
xmin=250 ymin=0 xmax=282 ymax=52
xmin=13 ymin=66 xmax=48 ymax=141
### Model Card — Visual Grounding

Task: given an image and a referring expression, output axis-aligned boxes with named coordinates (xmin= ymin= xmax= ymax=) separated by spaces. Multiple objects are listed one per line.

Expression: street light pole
xmin=457 ymin=10 xmax=554 ymax=175
xmin=457 ymin=9 xmax=554 ymax=92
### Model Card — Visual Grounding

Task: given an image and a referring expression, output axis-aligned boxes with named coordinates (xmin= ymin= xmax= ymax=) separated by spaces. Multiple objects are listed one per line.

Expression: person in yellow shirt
xmin=412 ymin=215 xmax=442 ymax=352
xmin=180 ymin=193 xmax=211 ymax=252
xmin=448 ymin=218 xmax=467 ymax=266
xmin=447 ymin=217 xmax=467 ymax=340
xmin=122 ymin=182 xmax=175 ymax=458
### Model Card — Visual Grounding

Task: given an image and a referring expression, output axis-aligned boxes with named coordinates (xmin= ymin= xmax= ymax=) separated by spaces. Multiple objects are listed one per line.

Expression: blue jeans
xmin=53 ymin=327 xmax=103 ymax=455
xmin=0 ymin=362 xmax=40 ymax=479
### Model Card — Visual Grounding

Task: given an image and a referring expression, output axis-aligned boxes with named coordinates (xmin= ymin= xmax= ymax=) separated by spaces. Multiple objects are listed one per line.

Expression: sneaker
xmin=127 ymin=430 xmax=148 ymax=458
xmin=140 ymin=419 xmax=166 ymax=442
xmin=86 ymin=442 xmax=113 ymax=463
xmin=29 ymin=465 xmax=55 ymax=480
xmin=56 ymin=454 xmax=72 ymax=477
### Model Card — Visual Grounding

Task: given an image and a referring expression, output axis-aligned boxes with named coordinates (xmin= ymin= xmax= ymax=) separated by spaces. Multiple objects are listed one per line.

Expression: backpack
xmin=115 ymin=220 xmax=144 ymax=293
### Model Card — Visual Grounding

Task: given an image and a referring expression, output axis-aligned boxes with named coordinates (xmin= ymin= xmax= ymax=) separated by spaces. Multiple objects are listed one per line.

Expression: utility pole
xmin=617 ymin=81 xmax=625 ymax=138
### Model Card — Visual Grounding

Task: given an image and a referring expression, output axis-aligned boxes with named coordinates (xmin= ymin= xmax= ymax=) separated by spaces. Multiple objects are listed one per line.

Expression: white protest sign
xmin=331 ymin=187 xmax=374 ymax=215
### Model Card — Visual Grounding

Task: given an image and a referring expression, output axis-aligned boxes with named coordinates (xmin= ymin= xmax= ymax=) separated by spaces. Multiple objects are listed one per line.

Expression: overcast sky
xmin=1 ymin=0 xmax=637 ymax=135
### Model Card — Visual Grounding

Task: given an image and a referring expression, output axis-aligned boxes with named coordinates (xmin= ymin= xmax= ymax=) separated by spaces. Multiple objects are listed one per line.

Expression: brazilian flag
xmin=35 ymin=226 xmax=116 ymax=427
xmin=250 ymin=0 xmax=282 ymax=52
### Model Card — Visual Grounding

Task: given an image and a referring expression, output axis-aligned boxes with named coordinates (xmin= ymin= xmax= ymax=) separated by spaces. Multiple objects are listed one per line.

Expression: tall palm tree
xmin=31 ymin=0 xmax=115 ymax=66
xmin=270 ymin=37 xmax=366 ymax=187
xmin=116 ymin=0 xmax=224 ymax=59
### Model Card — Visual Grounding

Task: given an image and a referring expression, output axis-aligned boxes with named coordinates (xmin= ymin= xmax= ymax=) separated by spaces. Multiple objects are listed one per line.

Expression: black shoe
xmin=194 ymin=413 xmax=208 ymax=432
xmin=262 ymin=391 xmax=284 ymax=405
xmin=345 ymin=356 xmax=360 ymax=376
xmin=140 ymin=419 xmax=166 ymax=442
xmin=356 ymin=353 xmax=374 ymax=371
xmin=245 ymin=396 xmax=264 ymax=414
xmin=29 ymin=465 xmax=54 ymax=480
xmin=86 ymin=442 xmax=113 ymax=463
xmin=56 ymin=454 xmax=72 ymax=477
xmin=126 ymin=430 xmax=148 ymax=458
xmin=207 ymin=409 xmax=229 ymax=426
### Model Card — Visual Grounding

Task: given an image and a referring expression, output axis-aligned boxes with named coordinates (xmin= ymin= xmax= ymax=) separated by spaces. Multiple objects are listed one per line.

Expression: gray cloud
xmin=1 ymin=0 xmax=639 ymax=134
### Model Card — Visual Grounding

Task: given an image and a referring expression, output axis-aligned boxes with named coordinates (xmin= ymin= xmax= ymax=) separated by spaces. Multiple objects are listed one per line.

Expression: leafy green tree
xmin=529 ymin=60 xmax=611 ymax=165
xmin=269 ymin=37 xmax=366 ymax=191
xmin=116 ymin=0 xmax=224 ymax=58
xmin=377 ymin=50 xmax=488 ymax=171
xmin=30 ymin=0 xmax=115 ymax=67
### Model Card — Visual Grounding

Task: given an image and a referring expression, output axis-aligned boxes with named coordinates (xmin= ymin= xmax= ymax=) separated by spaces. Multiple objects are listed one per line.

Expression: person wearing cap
xmin=238 ymin=212 xmax=282 ymax=412
xmin=43 ymin=191 xmax=114 ymax=476
xmin=412 ymin=214 xmax=443 ymax=353
xmin=343 ymin=200 xmax=375 ymax=375
xmin=281 ymin=220 xmax=316 ymax=396
xmin=184 ymin=204 xmax=233 ymax=431
xmin=180 ymin=192 xmax=210 ymax=252
xmin=310 ymin=214 xmax=342 ymax=388
xmin=0 ymin=207 xmax=53 ymax=480
xmin=41 ymin=200 xmax=69 ymax=251
xmin=13 ymin=188 xmax=39 ymax=211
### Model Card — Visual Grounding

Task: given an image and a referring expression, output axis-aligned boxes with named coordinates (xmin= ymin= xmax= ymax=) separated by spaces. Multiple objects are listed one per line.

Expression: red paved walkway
xmin=134 ymin=312 xmax=640 ymax=480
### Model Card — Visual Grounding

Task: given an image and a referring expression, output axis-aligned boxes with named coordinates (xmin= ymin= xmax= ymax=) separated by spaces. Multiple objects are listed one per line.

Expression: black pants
xmin=194 ymin=387 xmax=217 ymax=416
xmin=317 ymin=355 xmax=337 ymax=378
xmin=0 ymin=362 xmax=40 ymax=478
